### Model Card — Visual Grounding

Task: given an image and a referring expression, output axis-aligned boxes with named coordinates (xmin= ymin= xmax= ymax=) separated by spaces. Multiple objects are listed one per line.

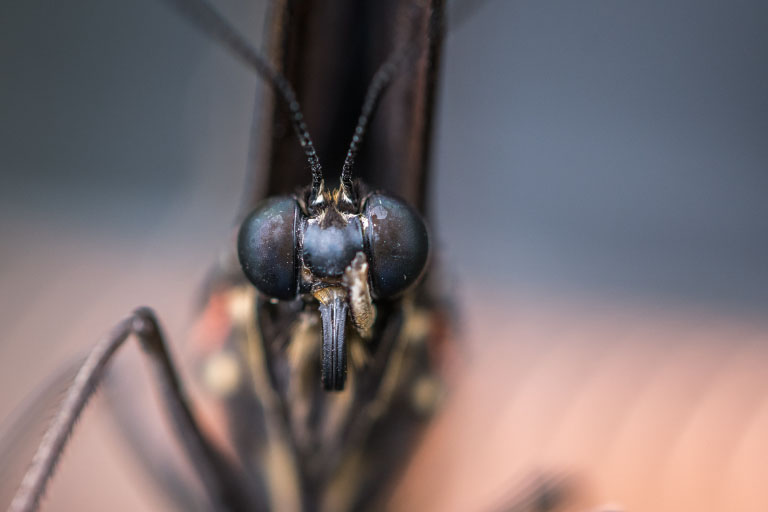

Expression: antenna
xmin=339 ymin=45 xmax=410 ymax=196
xmin=162 ymin=0 xmax=324 ymax=198
xmin=340 ymin=2 xmax=442 ymax=198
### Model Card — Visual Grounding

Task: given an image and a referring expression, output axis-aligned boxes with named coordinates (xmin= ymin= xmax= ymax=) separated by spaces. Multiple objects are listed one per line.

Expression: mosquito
xmin=7 ymin=0 xmax=450 ymax=510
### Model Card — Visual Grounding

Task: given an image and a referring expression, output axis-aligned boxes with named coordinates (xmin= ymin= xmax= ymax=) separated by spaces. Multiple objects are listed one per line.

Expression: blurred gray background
xmin=2 ymin=0 xmax=767 ymax=313
xmin=1 ymin=0 xmax=767 ymax=510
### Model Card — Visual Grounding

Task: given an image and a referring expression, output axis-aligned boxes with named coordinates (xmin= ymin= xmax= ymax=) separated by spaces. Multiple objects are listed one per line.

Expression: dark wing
xmin=243 ymin=0 xmax=444 ymax=215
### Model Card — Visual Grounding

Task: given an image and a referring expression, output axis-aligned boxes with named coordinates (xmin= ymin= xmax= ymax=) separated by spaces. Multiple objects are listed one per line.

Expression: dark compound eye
xmin=362 ymin=193 xmax=430 ymax=298
xmin=237 ymin=197 xmax=299 ymax=300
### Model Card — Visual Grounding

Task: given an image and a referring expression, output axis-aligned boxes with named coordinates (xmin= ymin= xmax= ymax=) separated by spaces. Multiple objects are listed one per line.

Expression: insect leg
xmin=10 ymin=308 xmax=254 ymax=512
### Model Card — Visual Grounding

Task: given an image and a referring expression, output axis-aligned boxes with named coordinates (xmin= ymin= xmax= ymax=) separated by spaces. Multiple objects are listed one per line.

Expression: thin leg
xmin=10 ymin=308 xmax=254 ymax=512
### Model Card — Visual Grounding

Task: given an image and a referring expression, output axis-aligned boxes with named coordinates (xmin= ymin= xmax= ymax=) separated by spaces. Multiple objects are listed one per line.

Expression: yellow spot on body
xmin=228 ymin=287 xmax=254 ymax=325
xmin=403 ymin=307 xmax=431 ymax=343
xmin=203 ymin=351 xmax=242 ymax=396
xmin=263 ymin=441 xmax=302 ymax=512
xmin=411 ymin=375 xmax=442 ymax=416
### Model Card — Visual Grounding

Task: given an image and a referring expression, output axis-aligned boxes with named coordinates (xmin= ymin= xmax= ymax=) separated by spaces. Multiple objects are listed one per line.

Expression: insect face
xmin=237 ymin=183 xmax=429 ymax=390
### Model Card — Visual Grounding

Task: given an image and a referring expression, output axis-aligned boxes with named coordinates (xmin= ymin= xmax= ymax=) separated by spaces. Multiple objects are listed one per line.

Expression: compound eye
xmin=237 ymin=197 xmax=299 ymax=300
xmin=362 ymin=193 xmax=429 ymax=298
